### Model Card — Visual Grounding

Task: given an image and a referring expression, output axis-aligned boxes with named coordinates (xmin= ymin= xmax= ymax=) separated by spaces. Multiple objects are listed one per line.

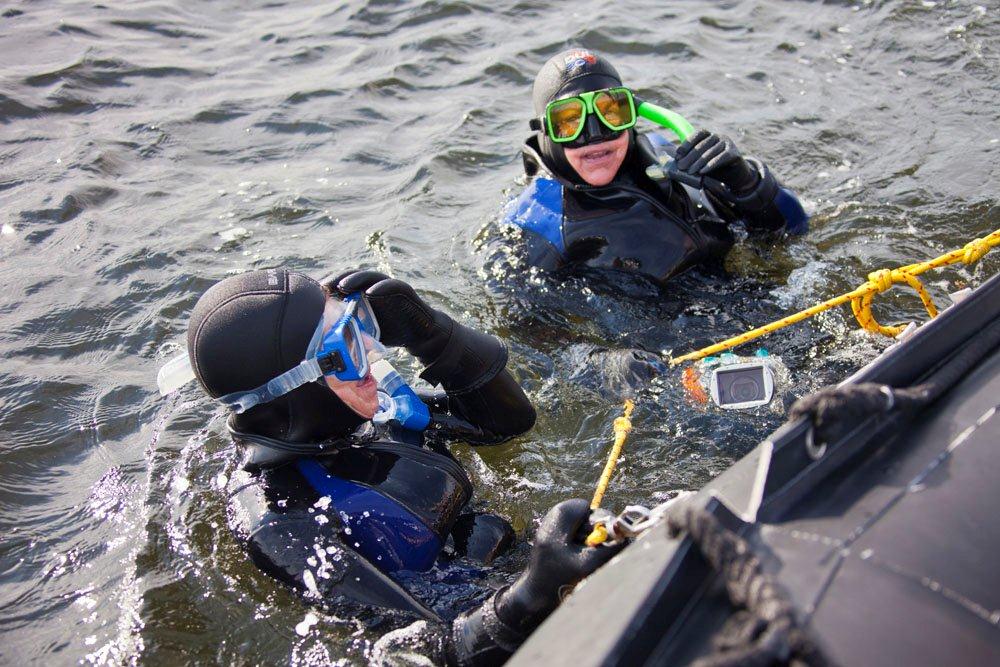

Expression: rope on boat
xmin=666 ymin=505 xmax=828 ymax=667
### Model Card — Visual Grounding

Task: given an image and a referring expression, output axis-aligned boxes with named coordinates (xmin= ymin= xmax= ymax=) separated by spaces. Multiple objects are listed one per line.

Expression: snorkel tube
xmin=635 ymin=101 xmax=703 ymax=185
xmin=636 ymin=101 xmax=693 ymax=142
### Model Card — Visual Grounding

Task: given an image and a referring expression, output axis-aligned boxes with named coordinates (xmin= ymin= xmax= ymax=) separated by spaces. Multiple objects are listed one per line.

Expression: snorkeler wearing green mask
xmin=504 ymin=48 xmax=809 ymax=284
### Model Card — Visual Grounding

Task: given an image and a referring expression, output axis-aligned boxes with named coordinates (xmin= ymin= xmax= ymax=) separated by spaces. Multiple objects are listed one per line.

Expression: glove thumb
xmin=335 ymin=270 xmax=392 ymax=297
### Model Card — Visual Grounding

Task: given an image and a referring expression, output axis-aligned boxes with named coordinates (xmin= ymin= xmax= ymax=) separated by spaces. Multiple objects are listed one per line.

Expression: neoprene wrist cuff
xmin=448 ymin=588 xmax=528 ymax=666
xmin=494 ymin=574 xmax=561 ymax=634
xmin=722 ymin=158 xmax=778 ymax=213
xmin=718 ymin=159 xmax=760 ymax=195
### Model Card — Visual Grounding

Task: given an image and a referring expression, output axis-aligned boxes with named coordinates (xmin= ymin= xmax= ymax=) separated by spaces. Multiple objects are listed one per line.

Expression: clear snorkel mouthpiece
xmin=157 ymin=352 xmax=196 ymax=396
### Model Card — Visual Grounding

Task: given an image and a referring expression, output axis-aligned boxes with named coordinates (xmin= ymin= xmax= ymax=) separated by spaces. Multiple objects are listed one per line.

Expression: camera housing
xmin=708 ymin=361 xmax=774 ymax=409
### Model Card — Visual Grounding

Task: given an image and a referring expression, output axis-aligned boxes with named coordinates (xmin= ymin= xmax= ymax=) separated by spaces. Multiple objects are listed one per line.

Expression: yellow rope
xmin=585 ymin=400 xmax=635 ymax=546
xmin=585 ymin=522 xmax=610 ymax=546
xmin=581 ymin=233 xmax=997 ymax=546
xmin=670 ymin=230 xmax=1000 ymax=365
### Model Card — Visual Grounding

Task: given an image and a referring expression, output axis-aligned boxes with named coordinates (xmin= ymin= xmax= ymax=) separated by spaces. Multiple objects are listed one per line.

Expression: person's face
xmin=324 ymin=371 xmax=378 ymax=419
xmin=564 ymin=132 xmax=629 ymax=186
xmin=319 ymin=297 xmax=379 ymax=419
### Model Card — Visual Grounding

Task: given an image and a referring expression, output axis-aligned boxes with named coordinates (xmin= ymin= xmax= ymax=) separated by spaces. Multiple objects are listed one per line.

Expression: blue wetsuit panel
xmin=504 ymin=177 xmax=565 ymax=254
xmin=775 ymin=187 xmax=809 ymax=235
xmin=296 ymin=459 xmax=442 ymax=573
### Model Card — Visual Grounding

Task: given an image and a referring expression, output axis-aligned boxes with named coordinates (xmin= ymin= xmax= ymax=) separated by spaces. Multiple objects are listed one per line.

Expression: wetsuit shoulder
xmin=501 ymin=134 xmax=567 ymax=270
xmin=503 ymin=176 xmax=565 ymax=256
xmin=772 ymin=184 xmax=809 ymax=235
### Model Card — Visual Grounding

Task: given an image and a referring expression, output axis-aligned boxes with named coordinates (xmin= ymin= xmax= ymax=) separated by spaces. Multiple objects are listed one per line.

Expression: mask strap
xmin=217 ymin=317 xmax=327 ymax=414
xmin=219 ymin=358 xmax=324 ymax=413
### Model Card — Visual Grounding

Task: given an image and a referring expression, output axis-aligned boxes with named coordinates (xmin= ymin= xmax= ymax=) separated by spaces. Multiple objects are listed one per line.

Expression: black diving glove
xmin=329 ymin=270 xmax=507 ymax=390
xmin=446 ymin=499 xmax=624 ymax=666
xmin=496 ymin=498 xmax=624 ymax=634
xmin=674 ymin=129 xmax=760 ymax=196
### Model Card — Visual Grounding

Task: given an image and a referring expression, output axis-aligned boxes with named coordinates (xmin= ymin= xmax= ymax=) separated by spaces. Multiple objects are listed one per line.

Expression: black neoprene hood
xmin=187 ymin=267 xmax=365 ymax=444
xmin=530 ymin=48 xmax=635 ymax=184
xmin=531 ymin=48 xmax=625 ymax=116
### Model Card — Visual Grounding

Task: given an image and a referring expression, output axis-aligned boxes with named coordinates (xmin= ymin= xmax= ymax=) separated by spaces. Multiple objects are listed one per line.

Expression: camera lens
xmin=729 ymin=377 xmax=762 ymax=402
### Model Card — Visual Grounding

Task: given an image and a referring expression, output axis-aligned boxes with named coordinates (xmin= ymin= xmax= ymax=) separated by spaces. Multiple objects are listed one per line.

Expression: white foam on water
xmin=294 ymin=612 xmax=319 ymax=637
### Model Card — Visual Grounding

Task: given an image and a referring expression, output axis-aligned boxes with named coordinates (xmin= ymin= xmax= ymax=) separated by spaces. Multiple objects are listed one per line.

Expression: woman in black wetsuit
xmin=185 ymin=267 xmax=620 ymax=665
xmin=504 ymin=48 xmax=809 ymax=284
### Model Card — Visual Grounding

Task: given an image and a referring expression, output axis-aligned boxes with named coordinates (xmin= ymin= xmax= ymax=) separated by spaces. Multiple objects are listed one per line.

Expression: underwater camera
xmin=683 ymin=350 xmax=782 ymax=410
xmin=709 ymin=360 xmax=774 ymax=409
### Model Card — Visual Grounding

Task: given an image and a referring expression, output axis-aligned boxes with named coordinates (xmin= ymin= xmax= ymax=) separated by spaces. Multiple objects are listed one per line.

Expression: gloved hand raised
xmin=326 ymin=270 xmax=507 ymax=390
xmin=495 ymin=499 xmax=625 ymax=634
xmin=327 ymin=270 xmax=447 ymax=359
xmin=674 ymin=129 xmax=759 ymax=195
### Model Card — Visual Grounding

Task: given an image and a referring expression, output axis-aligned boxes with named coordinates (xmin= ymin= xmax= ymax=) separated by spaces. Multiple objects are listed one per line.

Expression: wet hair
xmin=531 ymin=48 xmax=635 ymax=184
xmin=187 ymin=267 xmax=365 ymax=445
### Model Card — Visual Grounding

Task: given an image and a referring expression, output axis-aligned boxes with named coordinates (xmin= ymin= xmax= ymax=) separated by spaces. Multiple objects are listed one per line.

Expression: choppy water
xmin=1 ymin=0 xmax=998 ymax=664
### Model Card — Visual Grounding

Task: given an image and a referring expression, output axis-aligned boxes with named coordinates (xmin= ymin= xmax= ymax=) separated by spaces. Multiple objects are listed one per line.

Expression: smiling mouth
xmin=580 ymin=147 xmax=615 ymax=162
xmin=583 ymin=149 xmax=614 ymax=162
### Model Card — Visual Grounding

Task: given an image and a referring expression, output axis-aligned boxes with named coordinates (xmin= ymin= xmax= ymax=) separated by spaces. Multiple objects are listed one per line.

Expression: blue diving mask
xmin=217 ymin=294 xmax=385 ymax=414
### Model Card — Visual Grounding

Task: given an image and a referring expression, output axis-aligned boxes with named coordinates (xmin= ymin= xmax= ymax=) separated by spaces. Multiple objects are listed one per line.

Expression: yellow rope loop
xmin=851 ymin=269 xmax=938 ymax=337
xmin=963 ymin=237 xmax=990 ymax=265
xmin=669 ymin=229 xmax=998 ymax=365
xmin=585 ymin=523 xmax=609 ymax=547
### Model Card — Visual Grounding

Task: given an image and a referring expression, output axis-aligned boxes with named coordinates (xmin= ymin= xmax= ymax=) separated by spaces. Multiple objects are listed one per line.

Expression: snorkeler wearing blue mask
xmin=179 ymin=268 xmax=620 ymax=664
xmin=504 ymin=48 xmax=809 ymax=284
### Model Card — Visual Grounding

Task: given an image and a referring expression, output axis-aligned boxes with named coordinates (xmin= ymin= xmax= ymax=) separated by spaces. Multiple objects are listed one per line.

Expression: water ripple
xmin=0 ymin=0 xmax=998 ymax=663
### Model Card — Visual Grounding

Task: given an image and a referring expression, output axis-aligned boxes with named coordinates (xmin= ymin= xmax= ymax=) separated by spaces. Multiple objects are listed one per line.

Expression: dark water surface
xmin=1 ymin=0 xmax=998 ymax=664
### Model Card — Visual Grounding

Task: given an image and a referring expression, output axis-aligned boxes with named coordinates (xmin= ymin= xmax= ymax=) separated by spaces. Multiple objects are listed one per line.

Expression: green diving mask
xmin=532 ymin=87 xmax=638 ymax=146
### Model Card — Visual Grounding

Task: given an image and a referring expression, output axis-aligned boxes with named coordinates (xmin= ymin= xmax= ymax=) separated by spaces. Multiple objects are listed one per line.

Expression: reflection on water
xmin=0 ymin=0 xmax=998 ymax=663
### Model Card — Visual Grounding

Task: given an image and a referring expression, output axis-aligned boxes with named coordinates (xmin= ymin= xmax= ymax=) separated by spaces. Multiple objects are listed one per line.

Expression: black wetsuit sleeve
xmin=417 ymin=320 xmax=536 ymax=443
xmin=443 ymin=591 xmax=526 ymax=666
xmin=375 ymin=600 xmax=522 ymax=667
xmin=445 ymin=370 xmax=536 ymax=443
xmin=430 ymin=358 xmax=536 ymax=444
xmin=709 ymin=158 xmax=809 ymax=234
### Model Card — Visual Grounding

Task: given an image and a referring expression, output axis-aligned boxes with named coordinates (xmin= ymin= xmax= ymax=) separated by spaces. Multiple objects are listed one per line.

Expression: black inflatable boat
xmin=512 ymin=271 xmax=1000 ymax=666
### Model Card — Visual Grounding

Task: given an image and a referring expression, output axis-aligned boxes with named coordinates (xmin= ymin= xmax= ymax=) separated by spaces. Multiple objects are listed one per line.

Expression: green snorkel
xmin=635 ymin=100 xmax=701 ymax=184
xmin=636 ymin=101 xmax=694 ymax=142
